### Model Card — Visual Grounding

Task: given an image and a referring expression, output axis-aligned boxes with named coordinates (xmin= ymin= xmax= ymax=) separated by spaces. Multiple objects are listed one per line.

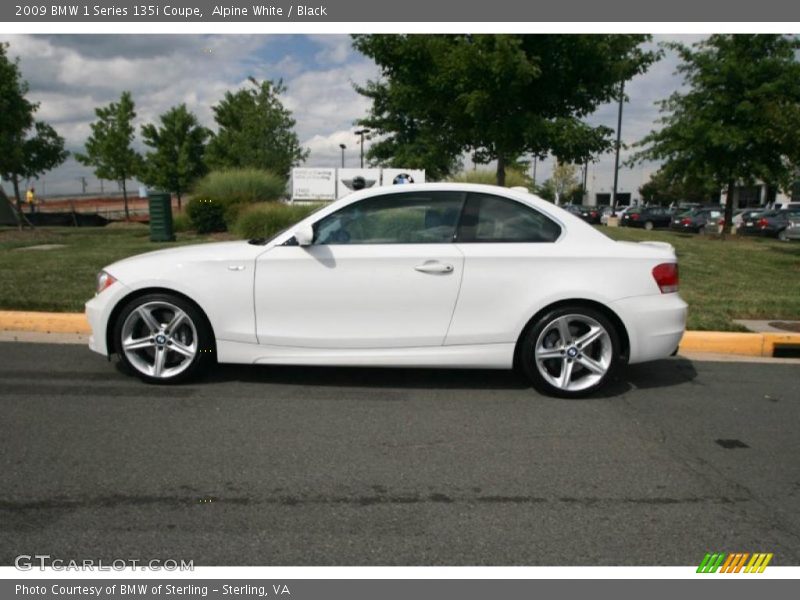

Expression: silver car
xmin=785 ymin=214 xmax=800 ymax=240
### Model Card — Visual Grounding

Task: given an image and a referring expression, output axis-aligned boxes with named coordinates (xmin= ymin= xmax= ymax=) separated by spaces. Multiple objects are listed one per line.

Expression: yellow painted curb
xmin=679 ymin=331 xmax=800 ymax=357
xmin=0 ymin=311 xmax=90 ymax=334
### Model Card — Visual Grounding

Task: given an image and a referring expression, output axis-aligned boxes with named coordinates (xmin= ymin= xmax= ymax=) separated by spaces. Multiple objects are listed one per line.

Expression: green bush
xmin=193 ymin=168 xmax=286 ymax=204
xmin=448 ymin=168 xmax=532 ymax=189
xmin=172 ymin=212 xmax=192 ymax=233
xmin=233 ymin=202 xmax=324 ymax=240
xmin=186 ymin=198 xmax=227 ymax=233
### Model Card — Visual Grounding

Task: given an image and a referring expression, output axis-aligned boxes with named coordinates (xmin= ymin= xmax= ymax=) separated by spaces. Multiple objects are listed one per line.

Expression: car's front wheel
xmin=520 ymin=306 xmax=621 ymax=398
xmin=114 ymin=293 xmax=214 ymax=384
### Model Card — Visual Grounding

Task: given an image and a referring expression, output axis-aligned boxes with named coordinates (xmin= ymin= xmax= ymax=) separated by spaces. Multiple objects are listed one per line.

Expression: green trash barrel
xmin=148 ymin=192 xmax=175 ymax=242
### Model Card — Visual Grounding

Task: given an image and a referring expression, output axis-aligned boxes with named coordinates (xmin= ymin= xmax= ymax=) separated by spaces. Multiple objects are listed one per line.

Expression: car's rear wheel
xmin=778 ymin=228 xmax=789 ymax=242
xmin=114 ymin=293 xmax=213 ymax=384
xmin=644 ymin=221 xmax=654 ymax=231
xmin=520 ymin=306 xmax=621 ymax=398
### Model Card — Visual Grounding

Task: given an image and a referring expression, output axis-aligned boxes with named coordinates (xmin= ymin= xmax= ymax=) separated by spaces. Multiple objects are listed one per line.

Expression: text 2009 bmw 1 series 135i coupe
xmin=86 ymin=183 xmax=687 ymax=398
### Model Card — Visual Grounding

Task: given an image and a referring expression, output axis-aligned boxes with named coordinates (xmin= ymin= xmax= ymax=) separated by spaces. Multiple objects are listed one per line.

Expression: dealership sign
xmin=292 ymin=168 xmax=426 ymax=201
xmin=291 ymin=168 xmax=336 ymax=201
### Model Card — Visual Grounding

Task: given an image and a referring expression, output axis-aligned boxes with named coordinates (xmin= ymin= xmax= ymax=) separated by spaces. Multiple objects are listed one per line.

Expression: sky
xmin=0 ymin=34 xmax=705 ymax=199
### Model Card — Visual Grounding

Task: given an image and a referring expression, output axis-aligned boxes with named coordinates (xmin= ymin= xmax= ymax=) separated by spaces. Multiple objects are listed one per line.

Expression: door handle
xmin=414 ymin=261 xmax=454 ymax=274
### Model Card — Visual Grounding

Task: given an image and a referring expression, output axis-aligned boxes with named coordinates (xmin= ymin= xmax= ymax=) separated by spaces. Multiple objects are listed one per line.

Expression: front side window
xmin=313 ymin=191 xmax=465 ymax=245
xmin=457 ymin=193 xmax=561 ymax=243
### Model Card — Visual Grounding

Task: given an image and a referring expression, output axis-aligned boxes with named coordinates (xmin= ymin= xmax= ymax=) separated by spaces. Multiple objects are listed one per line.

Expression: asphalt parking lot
xmin=1 ymin=341 xmax=799 ymax=566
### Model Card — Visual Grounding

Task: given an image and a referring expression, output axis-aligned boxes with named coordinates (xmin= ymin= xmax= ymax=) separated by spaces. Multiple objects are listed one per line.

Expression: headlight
xmin=96 ymin=271 xmax=117 ymax=294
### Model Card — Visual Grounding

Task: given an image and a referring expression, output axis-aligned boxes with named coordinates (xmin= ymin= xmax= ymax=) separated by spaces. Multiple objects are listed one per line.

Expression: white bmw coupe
xmin=86 ymin=183 xmax=686 ymax=397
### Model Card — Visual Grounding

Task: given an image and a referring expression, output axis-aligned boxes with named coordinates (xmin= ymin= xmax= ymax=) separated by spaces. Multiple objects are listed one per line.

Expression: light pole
xmin=355 ymin=128 xmax=370 ymax=168
xmin=611 ymin=79 xmax=625 ymax=216
xmin=581 ymin=159 xmax=589 ymax=203
xmin=339 ymin=143 xmax=346 ymax=168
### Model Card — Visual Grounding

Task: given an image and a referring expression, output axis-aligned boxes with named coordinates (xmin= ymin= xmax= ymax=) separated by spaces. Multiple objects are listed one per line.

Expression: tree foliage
xmin=206 ymin=78 xmax=308 ymax=179
xmin=352 ymin=34 xmax=658 ymax=184
xmin=141 ymin=104 xmax=210 ymax=208
xmin=0 ymin=42 xmax=68 ymax=207
xmin=639 ymin=167 xmax=720 ymax=205
xmin=75 ymin=91 xmax=142 ymax=219
xmin=630 ymin=34 xmax=800 ymax=232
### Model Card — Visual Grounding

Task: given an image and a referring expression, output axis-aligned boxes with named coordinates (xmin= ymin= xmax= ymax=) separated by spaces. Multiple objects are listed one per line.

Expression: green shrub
xmin=448 ymin=168 xmax=532 ymax=189
xmin=172 ymin=212 xmax=192 ymax=233
xmin=186 ymin=198 xmax=227 ymax=233
xmin=233 ymin=202 xmax=324 ymax=240
xmin=193 ymin=168 xmax=286 ymax=205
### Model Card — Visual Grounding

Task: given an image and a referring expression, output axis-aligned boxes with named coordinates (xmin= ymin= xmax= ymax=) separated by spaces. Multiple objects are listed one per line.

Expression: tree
xmin=638 ymin=167 xmax=719 ymax=206
xmin=0 ymin=43 xmax=68 ymax=209
xmin=206 ymin=78 xmax=308 ymax=179
xmin=140 ymin=104 xmax=210 ymax=210
xmin=535 ymin=164 xmax=582 ymax=204
xmin=352 ymin=35 xmax=658 ymax=185
xmin=630 ymin=35 xmax=800 ymax=234
xmin=75 ymin=91 xmax=142 ymax=220
xmin=551 ymin=162 xmax=580 ymax=204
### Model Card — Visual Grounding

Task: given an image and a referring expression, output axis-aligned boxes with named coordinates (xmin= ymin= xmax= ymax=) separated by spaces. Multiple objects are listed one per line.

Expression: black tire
xmin=778 ymin=228 xmax=788 ymax=242
xmin=644 ymin=221 xmax=654 ymax=231
xmin=519 ymin=305 xmax=621 ymax=398
xmin=113 ymin=292 xmax=215 ymax=384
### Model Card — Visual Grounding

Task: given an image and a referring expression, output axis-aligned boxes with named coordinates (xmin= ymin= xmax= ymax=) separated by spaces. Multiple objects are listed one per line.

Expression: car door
xmin=446 ymin=192 xmax=564 ymax=345
xmin=254 ymin=191 xmax=466 ymax=349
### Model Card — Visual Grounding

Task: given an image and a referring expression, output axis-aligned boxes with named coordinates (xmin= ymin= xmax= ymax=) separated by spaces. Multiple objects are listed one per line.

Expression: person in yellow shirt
xmin=25 ymin=187 xmax=36 ymax=213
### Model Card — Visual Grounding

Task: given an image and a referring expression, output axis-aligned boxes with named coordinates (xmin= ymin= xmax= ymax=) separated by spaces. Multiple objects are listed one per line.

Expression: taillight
xmin=631 ymin=213 xmax=640 ymax=220
xmin=681 ymin=218 xmax=691 ymax=225
xmin=718 ymin=218 xmax=725 ymax=226
xmin=652 ymin=263 xmax=679 ymax=294
xmin=758 ymin=218 xmax=768 ymax=228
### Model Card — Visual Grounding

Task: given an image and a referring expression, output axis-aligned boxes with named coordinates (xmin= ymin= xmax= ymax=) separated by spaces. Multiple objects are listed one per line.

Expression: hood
xmin=106 ymin=240 xmax=264 ymax=274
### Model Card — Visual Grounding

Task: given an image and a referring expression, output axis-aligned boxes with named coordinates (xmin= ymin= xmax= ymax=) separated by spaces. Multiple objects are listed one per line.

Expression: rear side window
xmin=457 ymin=193 xmax=561 ymax=243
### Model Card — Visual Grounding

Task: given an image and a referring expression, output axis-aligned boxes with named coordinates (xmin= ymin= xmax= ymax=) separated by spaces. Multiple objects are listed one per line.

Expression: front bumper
xmin=85 ymin=281 xmax=131 ymax=356
xmin=611 ymin=293 xmax=688 ymax=365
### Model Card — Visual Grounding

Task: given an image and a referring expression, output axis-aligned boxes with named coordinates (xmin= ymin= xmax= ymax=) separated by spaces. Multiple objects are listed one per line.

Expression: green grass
xmin=0 ymin=224 xmax=217 ymax=312
xmin=1 ymin=223 xmax=798 ymax=330
xmin=599 ymin=227 xmax=800 ymax=331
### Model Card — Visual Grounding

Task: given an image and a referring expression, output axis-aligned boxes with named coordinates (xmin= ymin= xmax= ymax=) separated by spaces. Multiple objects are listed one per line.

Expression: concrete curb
xmin=1 ymin=310 xmax=799 ymax=357
xmin=679 ymin=331 xmax=800 ymax=357
xmin=0 ymin=311 xmax=90 ymax=334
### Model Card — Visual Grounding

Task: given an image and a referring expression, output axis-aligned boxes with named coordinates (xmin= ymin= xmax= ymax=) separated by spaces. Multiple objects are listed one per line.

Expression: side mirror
xmin=293 ymin=224 xmax=314 ymax=246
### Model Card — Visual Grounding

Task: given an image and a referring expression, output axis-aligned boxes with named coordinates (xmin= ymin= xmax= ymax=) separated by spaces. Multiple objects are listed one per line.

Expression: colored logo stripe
xmin=697 ymin=552 xmax=773 ymax=573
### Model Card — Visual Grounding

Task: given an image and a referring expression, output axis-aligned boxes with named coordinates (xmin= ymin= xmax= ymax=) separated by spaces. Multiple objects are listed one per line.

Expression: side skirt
xmin=216 ymin=340 xmax=515 ymax=370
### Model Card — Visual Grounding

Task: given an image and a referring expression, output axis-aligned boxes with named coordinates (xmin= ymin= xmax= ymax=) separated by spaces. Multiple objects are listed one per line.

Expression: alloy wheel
xmin=120 ymin=301 xmax=198 ymax=379
xmin=533 ymin=314 xmax=613 ymax=393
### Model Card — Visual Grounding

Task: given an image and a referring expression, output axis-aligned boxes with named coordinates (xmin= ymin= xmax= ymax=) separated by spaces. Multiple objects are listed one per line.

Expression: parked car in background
xmin=600 ymin=205 xmax=632 ymax=225
xmin=733 ymin=209 xmax=764 ymax=231
xmin=563 ymin=204 xmax=602 ymax=225
xmin=785 ymin=214 xmax=800 ymax=241
xmin=620 ymin=206 xmax=673 ymax=230
xmin=670 ymin=207 xmax=723 ymax=233
xmin=740 ymin=209 xmax=800 ymax=240
xmin=85 ymin=183 xmax=687 ymax=398
xmin=772 ymin=200 xmax=800 ymax=211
